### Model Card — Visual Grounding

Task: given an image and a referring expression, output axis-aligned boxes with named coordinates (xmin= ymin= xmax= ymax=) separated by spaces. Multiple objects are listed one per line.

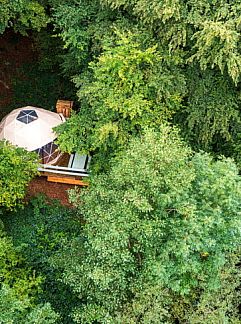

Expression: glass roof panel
xmin=16 ymin=110 xmax=38 ymax=124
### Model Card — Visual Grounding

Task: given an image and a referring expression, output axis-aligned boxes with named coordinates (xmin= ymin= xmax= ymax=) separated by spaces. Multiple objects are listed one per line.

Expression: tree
xmin=0 ymin=0 xmax=49 ymax=34
xmin=53 ymin=125 xmax=241 ymax=322
xmin=0 ymin=229 xmax=58 ymax=323
xmin=55 ymin=31 xmax=185 ymax=169
xmin=2 ymin=195 xmax=81 ymax=323
xmin=0 ymin=141 xmax=39 ymax=209
xmin=101 ymin=0 xmax=241 ymax=83
xmin=52 ymin=0 xmax=118 ymax=76
xmin=0 ymin=286 xmax=58 ymax=324
xmin=52 ymin=0 xmax=241 ymax=164
xmin=177 ymin=65 xmax=241 ymax=154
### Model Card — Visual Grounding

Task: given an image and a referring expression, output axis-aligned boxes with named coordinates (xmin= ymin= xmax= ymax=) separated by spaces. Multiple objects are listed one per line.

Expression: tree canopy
xmin=0 ymin=0 xmax=48 ymax=34
xmin=0 ymin=0 xmax=241 ymax=322
xmin=49 ymin=0 xmax=241 ymax=167
xmin=0 ymin=227 xmax=58 ymax=323
xmin=55 ymin=31 xmax=185 ymax=168
xmin=54 ymin=126 xmax=241 ymax=322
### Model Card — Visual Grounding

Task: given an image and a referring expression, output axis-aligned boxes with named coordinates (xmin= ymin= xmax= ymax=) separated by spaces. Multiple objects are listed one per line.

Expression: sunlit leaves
xmin=56 ymin=31 xmax=185 ymax=169
xmin=189 ymin=20 xmax=241 ymax=84
xmin=100 ymin=0 xmax=241 ymax=82
xmin=0 ymin=0 xmax=49 ymax=34
xmin=57 ymin=126 xmax=241 ymax=321
xmin=0 ymin=141 xmax=39 ymax=209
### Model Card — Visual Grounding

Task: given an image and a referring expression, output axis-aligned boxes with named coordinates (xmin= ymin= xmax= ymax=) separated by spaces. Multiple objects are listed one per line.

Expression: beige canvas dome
xmin=0 ymin=106 xmax=65 ymax=164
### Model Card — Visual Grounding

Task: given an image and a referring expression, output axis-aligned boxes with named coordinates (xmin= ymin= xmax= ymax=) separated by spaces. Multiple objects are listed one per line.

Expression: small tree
xmin=0 ymin=140 xmax=39 ymax=209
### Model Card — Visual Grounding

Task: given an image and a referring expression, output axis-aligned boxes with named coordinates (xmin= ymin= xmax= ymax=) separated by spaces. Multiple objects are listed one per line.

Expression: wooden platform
xmin=38 ymin=152 xmax=90 ymax=186
xmin=47 ymin=175 xmax=89 ymax=186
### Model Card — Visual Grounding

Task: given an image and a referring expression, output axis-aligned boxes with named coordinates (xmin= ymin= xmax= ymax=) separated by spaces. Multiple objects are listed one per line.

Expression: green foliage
xmin=0 ymin=228 xmax=58 ymax=323
xmin=1 ymin=1 xmax=241 ymax=321
xmin=177 ymin=66 xmax=241 ymax=152
xmin=2 ymin=195 xmax=81 ymax=323
xmin=189 ymin=19 xmax=241 ymax=85
xmin=0 ymin=141 xmax=39 ymax=209
xmin=53 ymin=126 xmax=241 ymax=322
xmin=0 ymin=0 xmax=49 ymax=35
xmin=0 ymin=285 xmax=58 ymax=324
xmin=52 ymin=0 xmax=241 ymax=165
xmin=33 ymin=29 xmax=64 ymax=71
xmin=56 ymin=31 xmax=185 ymax=169
xmin=11 ymin=62 xmax=75 ymax=111
xmin=52 ymin=0 xmax=117 ymax=75
xmin=101 ymin=0 xmax=241 ymax=83
xmin=0 ymin=231 xmax=42 ymax=298
xmin=115 ymin=253 xmax=241 ymax=323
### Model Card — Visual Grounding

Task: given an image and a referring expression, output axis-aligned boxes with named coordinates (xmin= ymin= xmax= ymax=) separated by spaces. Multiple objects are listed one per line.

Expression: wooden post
xmin=56 ymin=100 xmax=73 ymax=118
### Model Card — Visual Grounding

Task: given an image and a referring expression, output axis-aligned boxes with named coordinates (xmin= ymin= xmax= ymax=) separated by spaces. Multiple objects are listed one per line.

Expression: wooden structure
xmin=38 ymin=102 xmax=90 ymax=186
xmin=56 ymin=100 xmax=73 ymax=118
xmin=38 ymin=153 xmax=90 ymax=186
xmin=47 ymin=175 xmax=88 ymax=186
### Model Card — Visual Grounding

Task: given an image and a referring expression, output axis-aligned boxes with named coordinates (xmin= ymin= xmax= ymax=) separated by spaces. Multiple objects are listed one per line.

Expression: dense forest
xmin=0 ymin=0 xmax=241 ymax=323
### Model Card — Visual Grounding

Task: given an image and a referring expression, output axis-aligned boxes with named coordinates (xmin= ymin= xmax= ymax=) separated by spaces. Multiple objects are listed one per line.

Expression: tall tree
xmin=52 ymin=0 xmax=241 ymax=164
xmin=0 ymin=229 xmax=58 ymax=323
xmin=55 ymin=31 xmax=185 ymax=169
xmin=101 ymin=0 xmax=241 ymax=83
xmin=177 ymin=66 xmax=241 ymax=154
xmin=53 ymin=125 xmax=241 ymax=322
xmin=2 ymin=195 xmax=81 ymax=323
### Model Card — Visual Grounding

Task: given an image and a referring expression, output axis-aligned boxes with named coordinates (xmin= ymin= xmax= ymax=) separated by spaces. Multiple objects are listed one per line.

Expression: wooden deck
xmin=39 ymin=153 xmax=90 ymax=186
xmin=53 ymin=153 xmax=70 ymax=167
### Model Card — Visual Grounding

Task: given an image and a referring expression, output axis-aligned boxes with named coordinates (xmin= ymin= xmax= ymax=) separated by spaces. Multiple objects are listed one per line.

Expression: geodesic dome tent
xmin=0 ymin=106 xmax=65 ymax=164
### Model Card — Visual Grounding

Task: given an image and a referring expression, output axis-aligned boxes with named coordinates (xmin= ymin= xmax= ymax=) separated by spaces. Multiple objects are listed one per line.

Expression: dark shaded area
xmin=0 ymin=30 xmax=36 ymax=118
xmin=2 ymin=195 xmax=80 ymax=323
xmin=0 ymin=29 xmax=76 ymax=120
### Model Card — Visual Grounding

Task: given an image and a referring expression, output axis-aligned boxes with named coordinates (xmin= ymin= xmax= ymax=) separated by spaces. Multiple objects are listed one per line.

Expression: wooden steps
xmin=47 ymin=175 xmax=89 ymax=186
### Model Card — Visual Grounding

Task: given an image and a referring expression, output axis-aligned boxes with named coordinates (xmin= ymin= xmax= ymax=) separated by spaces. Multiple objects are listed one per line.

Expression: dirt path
xmin=26 ymin=177 xmax=77 ymax=207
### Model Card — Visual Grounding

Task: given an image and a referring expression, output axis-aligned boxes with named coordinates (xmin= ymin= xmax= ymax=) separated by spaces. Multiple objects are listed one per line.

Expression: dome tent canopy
xmin=0 ymin=106 xmax=65 ymax=164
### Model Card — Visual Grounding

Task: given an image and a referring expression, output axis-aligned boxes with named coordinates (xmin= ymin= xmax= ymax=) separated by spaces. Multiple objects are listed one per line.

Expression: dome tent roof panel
xmin=14 ymin=120 xmax=58 ymax=151
xmin=35 ymin=141 xmax=61 ymax=165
